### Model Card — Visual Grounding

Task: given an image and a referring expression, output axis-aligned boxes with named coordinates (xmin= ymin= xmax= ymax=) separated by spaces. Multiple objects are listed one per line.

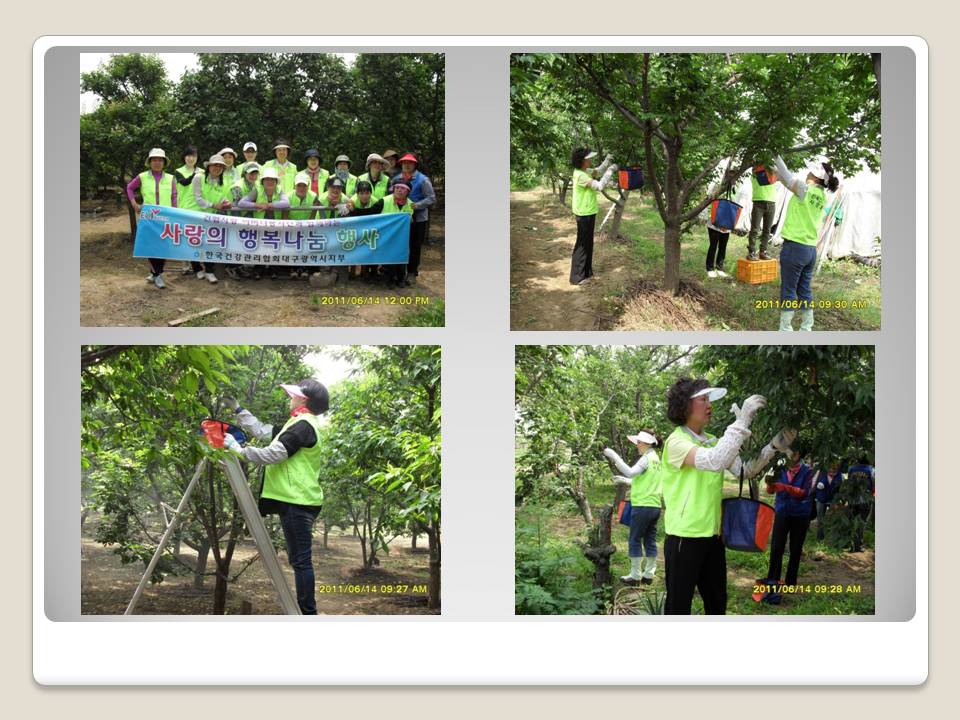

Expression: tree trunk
xmin=608 ymin=190 xmax=630 ymax=239
xmin=663 ymin=222 xmax=682 ymax=294
xmin=558 ymin=177 xmax=571 ymax=206
xmin=193 ymin=539 xmax=209 ymax=589
xmin=583 ymin=503 xmax=617 ymax=590
xmin=411 ymin=529 xmax=418 ymax=551
xmin=570 ymin=469 xmax=594 ymax=526
xmin=426 ymin=521 xmax=441 ymax=610
xmin=121 ymin=170 xmax=137 ymax=243
xmin=212 ymin=561 xmax=228 ymax=615
xmin=322 ymin=522 xmax=330 ymax=550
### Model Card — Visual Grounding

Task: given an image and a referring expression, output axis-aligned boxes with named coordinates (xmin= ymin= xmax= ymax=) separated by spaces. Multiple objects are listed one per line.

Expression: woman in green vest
xmin=569 ymin=147 xmax=616 ymax=285
xmin=660 ymin=377 xmax=792 ymax=614
xmin=333 ymin=154 xmax=358 ymax=197
xmin=190 ymin=153 xmax=233 ymax=283
xmin=604 ymin=431 xmax=662 ymax=584
xmin=773 ymin=156 xmax=840 ymax=331
xmin=174 ymin=145 xmax=203 ymax=213
xmin=219 ymin=147 xmax=240 ymax=188
xmin=263 ymin=139 xmax=298 ymax=195
xmin=748 ymin=163 xmax=780 ymax=260
xmin=302 ymin=149 xmax=329 ymax=197
xmin=381 ymin=179 xmax=415 ymax=289
xmin=358 ymin=154 xmax=389 ymax=201
xmin=223 ymin=379 xmax=330 ymax=615
xmin=126 ymin=147 xmax=177 ymax=289
xmin=288 ymin=172 xmax=319 ymax=220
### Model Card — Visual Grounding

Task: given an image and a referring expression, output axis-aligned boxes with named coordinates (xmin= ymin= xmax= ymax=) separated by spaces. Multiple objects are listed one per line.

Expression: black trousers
xmin=148 ymin=258 xmax=166 ymax=275
xmin=570 ymin=213 xmax=596 ymax=284
xmin=766 ymin=513 xmax=811 ymax=586
xmin=664 ymin=534 xmax=727 ymax=615
xmin=706 ymin=227 xmax=730 ymax=271
xmin=408 ymin=220 xmax=428 ymax=274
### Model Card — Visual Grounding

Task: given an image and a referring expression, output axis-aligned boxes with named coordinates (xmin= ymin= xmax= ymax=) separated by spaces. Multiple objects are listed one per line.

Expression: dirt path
xmin=80 ymin=211 xmax=444 ymax=327
xmin=82 ymin=530 xmax=435 ymax=615
xmin=510 ymin=190 xmax=621 ymax=330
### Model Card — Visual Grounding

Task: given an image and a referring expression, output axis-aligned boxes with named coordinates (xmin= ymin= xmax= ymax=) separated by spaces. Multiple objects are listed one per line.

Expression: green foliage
xmin=81 ymin=53 xmax=445 ymax=198
xmin=515 ymin=512 xmax=602 ymax=615
xmin=693 ymin=345 xmax=875 ymax=469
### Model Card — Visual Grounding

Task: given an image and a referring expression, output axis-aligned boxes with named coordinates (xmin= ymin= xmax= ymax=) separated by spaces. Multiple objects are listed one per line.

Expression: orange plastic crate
xmin=736 ymin=257 xmax=779 ymax=285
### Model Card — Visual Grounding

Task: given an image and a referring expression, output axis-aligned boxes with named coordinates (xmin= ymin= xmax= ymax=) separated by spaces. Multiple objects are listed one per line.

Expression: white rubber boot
xmin=620 ymin=557 xmax=643 ymax=583
xmin=799 ymin=308 xmax=814 ymax=331
xmin=641 ymin=556 xmax=657 ymax=580
xmin=779 ymin=310 xmax=795 ymax=331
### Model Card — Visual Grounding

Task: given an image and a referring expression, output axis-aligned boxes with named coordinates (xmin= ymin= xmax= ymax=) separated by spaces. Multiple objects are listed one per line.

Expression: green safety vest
xmin=661 ymin=427 xmax=724 ymax=537
xmin=780 ymin=184 xmax=827 ymax=246
xmin=232 ymin=178 xmax=260 ymax=206
xmin=332 ymin=171 xmax=357 ymax=197
xmin=630 ymin=451 xmax=663 ymax=509
xmin=138 ymin=170 xmax=175 ymax=207
xmin=381 ymin=195 xmax=414 ymax=215
xmin=222 ymin=165 xmax=241 ymax=188
xmin=263 ymin=160 xmax=298 ymax=194
xmin=751 ymin=174 xmax=777 ymax=203
xmin=571 ymin=168 xmax=598 ymax=216
xmin=303 ymin=167 xmax=329 ymax=194
xmin=200 ymin=176 xmax=231 ymax=213
xmin=349 ymin=193 xmax=377 ymax=210
xmin=253 ymin=186 xmax=285 ymax=219
xmin=315 ymin=195 xmax=344 ymax=219
xmin=175 ymin=165 xmax=203 ymax=211
xmin=262 ymin=413 xmax=325 ymax=507
xmin=358 ymin=172 xmax=389 ymax=201
xmin=289 ymin=190 xmax=319 ymax=219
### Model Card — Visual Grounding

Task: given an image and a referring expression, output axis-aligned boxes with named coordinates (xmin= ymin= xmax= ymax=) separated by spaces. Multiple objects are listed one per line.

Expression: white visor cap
xmin=626 ymin=431 xmax=658 ymax=446
xmin=279 ymin=383 xmax=307 ymax=400
xmin=806 ymin=162 xmax=828 ymax=181
xmin=584 ymin=150 xmax=598 ymax=160
xmin=690 ymin=386 xmax=727 ymax=402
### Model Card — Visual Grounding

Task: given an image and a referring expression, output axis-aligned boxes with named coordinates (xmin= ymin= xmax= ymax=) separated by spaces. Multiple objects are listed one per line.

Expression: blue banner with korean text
xmin=133 ymin=205 xmax=410 ymax=266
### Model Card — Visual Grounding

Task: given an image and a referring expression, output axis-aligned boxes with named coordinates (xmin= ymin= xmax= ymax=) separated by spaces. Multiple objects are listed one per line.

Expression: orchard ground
xmin=510 ymin=188 xmax=881 ymax=331
xmin=516 ymin=477 xmax=875 ymax=616
xmin=82 ymin=520 xmax=436 ymax=615
xmin=80 ymin=203 xmax=445 ymax=327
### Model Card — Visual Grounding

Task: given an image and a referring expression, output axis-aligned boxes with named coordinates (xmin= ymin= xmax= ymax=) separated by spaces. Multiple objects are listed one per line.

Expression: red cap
xmin=398 ymin=153 xmax=418 ymax=165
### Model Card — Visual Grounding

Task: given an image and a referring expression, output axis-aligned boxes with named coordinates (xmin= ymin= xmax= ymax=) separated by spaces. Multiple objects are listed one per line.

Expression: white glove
xmin=817 ymin=482 xmax=825 ymax=490
xmin=222 ymin=433 xmax=243 ymax=455
xmin=771 ymin=428 xmax=797 ymax=452
xmin=730 ymin=395 xmax=767 ymax=428
xmin=336 ymin=203 xmax=350 ymax=216
xmin=613 ymin=475 xmax=632 ymax=488
xmin=599 ymin=167 xmax=615 ymax=186
xmin=603 ymin=448 xmax=618 ymax=462
xmin=222 ymin=395 xmax=240 ymax=412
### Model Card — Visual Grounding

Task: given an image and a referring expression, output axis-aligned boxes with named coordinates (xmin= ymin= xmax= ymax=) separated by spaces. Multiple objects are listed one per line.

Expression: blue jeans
xmin=279 ymin=504 xmax=320 ymax=615
xmin=628 ymin=505 xmax=661 ymax=558
xmin=779 ymin=239 xmax=817 ymax=305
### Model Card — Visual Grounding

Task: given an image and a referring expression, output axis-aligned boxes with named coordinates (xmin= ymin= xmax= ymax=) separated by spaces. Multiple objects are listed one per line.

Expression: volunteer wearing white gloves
xmin=661 ymin=377 xmax=795 ymax=614
xmin=604 ymin=431 xmax=662 ymax=584
xmin=221 ymin=380 xmax=329 ymax=615
xmin=569 ymin=147 xmax=617 ymax=285
xmin=772 ymin=155 xmax=840 ymax=331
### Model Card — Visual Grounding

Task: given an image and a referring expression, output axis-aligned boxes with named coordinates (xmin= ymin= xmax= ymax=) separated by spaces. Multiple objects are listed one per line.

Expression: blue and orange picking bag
xmin=198 ymin=418 xmax=248 ymax=449
xmin=618 ymin=167 xmax=645 ymax=191
xmin=753 ymin=164 xmax=779 ymax=186
xmin=721 ymin=467 xmax=775 ymax=552
xmin=710 ymin=198 xmax=743 ymax=230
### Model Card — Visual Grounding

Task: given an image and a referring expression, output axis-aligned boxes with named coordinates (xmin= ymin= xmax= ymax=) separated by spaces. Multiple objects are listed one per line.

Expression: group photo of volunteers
xmin=515 ymin=344 xmax=876 ymax=616
xmin=129 ymin=142 xmax=435 ymax=290
xmin=80 ymin=52 xmax=445 ymax=328
xmin=510 ymin=52 xmax=881 ymax=332
xmin=81 ymin=344 xmax=442 ymax=616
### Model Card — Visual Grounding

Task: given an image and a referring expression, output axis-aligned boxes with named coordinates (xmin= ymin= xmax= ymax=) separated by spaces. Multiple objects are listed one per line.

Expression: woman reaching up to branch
xmin=773 ymin=156 xmax=840 ymax=331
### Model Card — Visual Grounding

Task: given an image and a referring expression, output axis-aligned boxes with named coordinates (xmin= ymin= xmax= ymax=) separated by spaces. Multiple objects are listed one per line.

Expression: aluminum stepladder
xmin=124 ymin=454 xmax=301 ymax=615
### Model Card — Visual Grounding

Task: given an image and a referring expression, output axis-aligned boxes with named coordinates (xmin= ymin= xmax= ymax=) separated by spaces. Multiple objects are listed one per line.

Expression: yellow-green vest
xmin=661 ymin=427 xmax=724 ymax=537
xmin=200 ymin=176 xmax=231 ymax=213
xmin=630 ymin=451 xmax=663 ymax=508
xmin=263 ymin=160 xmax=298 ymax=194
xmin=382 ymin=195 xmax=414 ymax=215
xmin=262 ymin=413 xmax=324 ymax=507
xmin=358 ymin=171 xmax=389 ymax=201
xmin=572 ymin=168 xmax=598 ymax=216
xmin=138 ymin=170 xmax=175 ymax=207
xmin=781 ymin=184 xmax=827 ymax=246
xmin=253 ymin=186 xmax=285 ymax=219
xmin=289 ymin=190 xmax=319 ymax=220
xmin=175 ymin=165 xmax=203 ymax=211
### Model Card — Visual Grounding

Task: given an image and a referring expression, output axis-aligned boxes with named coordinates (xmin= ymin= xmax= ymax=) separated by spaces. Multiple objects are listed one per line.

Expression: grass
xmin=397 ymin=298 xmax=445 ymax=327
xmin=514 ymin=188 xmax=881 ymax=331
xmin=519 ymin=476 xmax=875 ymax=616
xmin=612 ymin=200 xmax=881 ymax=331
